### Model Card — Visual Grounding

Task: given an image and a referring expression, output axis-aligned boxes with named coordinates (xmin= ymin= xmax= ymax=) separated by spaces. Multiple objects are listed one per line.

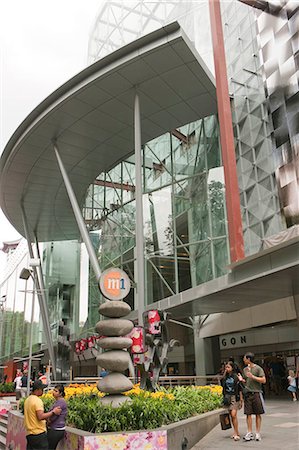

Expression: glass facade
xmin=43 ymin=240 xmax=81 ymax=379
xmin=0 ymin=241 xmax=41 ymax=364
xmin=0 ymin=240 xmax=81 ymax=379
xmin=88 ymin=1 xmax=214 ymax=74
xmin=43 ymin=240 xmax=81 ymax=338
xmin=83 ymin=116 xmax=229 ymax=330
xmin=88 ymin=1 xmax=178 ymax=64
xmin=221 ymin=1 xmax=285 ymax=254
xmin=88 ymin=0 xmax=297 ymax=258
xmin=82 ymin=0 xmax=298 ymax=337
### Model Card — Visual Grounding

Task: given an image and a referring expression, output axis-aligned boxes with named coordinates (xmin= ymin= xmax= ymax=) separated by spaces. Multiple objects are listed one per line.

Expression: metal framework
xmin=88 ymin=1 xmax=177 ymax=63
xmin=82 ymin=115 xmax=229 ymax=336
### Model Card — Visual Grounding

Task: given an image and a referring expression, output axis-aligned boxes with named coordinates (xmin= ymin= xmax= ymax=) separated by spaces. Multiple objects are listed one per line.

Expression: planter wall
xmin=6 ymin=408 xmax=223 ymax=450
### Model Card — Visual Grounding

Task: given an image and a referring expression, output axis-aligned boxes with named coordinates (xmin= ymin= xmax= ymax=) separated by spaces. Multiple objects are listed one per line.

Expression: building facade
xmin=0 ymin=0 xmax=298 ymax=379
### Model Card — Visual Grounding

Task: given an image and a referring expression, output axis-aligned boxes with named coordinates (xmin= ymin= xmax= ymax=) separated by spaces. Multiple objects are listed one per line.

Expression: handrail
xmin=47 ymin=375 xmax=222 ymax=389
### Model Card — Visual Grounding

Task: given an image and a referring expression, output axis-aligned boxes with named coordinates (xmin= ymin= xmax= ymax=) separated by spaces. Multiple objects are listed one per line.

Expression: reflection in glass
xmin=84 ymin=115 xmax=229 ymax=312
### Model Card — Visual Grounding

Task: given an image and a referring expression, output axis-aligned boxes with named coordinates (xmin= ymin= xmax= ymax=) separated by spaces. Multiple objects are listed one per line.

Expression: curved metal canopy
xmin=0 ymin=22 xmax=217 ymax=242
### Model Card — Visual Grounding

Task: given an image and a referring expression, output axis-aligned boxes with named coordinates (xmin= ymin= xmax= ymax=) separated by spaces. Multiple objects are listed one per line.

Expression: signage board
xmin=99 ymin=267 xmax=130 ymax=300
xmin=219 ymin=325 xmax=299 ymax=350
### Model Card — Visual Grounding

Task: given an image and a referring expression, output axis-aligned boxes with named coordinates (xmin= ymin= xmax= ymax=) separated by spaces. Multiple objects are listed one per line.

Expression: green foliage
xmin=40 ymin=396 xmax=55 ymax=412
xmin=67 ymin=394 xmax=100 ymax=432
xmin=19 ymin=395 xmax=54 ymax=414
xmin=66 ymin=387 xmax=222 ymax=433
xmin=19 ymin=398 xmax=25 ymax=412
xmin=0 ymin=382 xmax=15 ymax=393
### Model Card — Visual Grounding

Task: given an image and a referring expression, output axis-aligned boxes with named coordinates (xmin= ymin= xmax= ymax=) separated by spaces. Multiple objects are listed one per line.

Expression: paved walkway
xmin=191 ymin=396 xmax=299 ymax=449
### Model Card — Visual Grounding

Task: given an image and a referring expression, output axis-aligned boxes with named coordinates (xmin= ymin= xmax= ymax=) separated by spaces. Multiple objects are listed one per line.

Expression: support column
xmin=21 ymin=206 xmax=57 ymax=379
xmin=134 ymin=92 xmax=145 ymax=325
xmin=209 ymin=0 xmax=245 ymax=263
xmin=53 ymin=142 xmax=101 ymax=282
xmin=27 ymin=283 xmax=35 ymax=395
xmin=193 ymin=316 xmax=221 ymax=383
xmin=193 ymin=317 xmax=207 ymax=384
xmin=293 ymin=294 xmax=299 ymax=329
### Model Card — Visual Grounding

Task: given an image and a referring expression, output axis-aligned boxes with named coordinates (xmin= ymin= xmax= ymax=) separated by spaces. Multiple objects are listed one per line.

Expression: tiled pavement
xmin=191 ymin=396 xmax=299 ymax=449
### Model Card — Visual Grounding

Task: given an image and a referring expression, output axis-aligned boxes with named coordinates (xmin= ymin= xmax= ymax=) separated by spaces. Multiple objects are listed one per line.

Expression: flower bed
xmin=20 ymin=383 xmax=223 ymax=433
xmin=7 ymin=407 xmax=223 ymax=450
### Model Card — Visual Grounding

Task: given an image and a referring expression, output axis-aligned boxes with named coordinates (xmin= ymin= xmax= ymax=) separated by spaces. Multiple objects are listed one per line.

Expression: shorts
xmin=244 ymin=392 xmax=265 ymax=416
xmin=227 ymin=395 xmax=242 ymax=411
xmin=15 ymin=389 xmax=22 ymax=400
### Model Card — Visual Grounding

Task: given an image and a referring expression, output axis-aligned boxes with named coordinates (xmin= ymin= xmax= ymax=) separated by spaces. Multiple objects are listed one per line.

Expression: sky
xmin=0 ymin=0 xmax=101 ymax=260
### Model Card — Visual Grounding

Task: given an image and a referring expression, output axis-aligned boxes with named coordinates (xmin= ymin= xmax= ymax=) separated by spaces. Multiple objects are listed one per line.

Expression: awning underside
xmin=0 ymin=23 xmax=216 ymax=242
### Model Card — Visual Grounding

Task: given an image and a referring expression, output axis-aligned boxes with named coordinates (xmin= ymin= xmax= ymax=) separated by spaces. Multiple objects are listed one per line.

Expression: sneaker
xmin=255 ymin=433 xmax=261 ymax=441
xmin=293 ymin=398 xmax=297 ymax=402
xmin=243 ymin=432 xmax=254 ymax=441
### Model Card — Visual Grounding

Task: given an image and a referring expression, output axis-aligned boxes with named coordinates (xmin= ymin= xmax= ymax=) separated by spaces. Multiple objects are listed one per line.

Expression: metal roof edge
xmin=0 ymin=21 xmax=181 ymax=174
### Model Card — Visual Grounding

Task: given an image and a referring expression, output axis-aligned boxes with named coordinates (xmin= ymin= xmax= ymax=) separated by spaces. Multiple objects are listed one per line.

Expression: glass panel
xmin=208 ymin=167 xmax=226 ymax=237
xmin=213 ymin=239 xmax=229 ymax=278
xmin=192 ymin=241 xmax=213 ymax=285
xmin=147 ymin=187 xmax=173 ymax=257
xmin=83 ymin=115 xmax=229 ymax=312
xmin=144 ymin=134 xmax=172 ymax=192
xmin=146 ymin=256 xmax=175 ymax=304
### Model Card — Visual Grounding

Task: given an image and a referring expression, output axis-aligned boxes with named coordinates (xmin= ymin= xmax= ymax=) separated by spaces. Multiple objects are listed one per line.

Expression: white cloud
xmin=0 ymin=0 xmax=101 ymax=242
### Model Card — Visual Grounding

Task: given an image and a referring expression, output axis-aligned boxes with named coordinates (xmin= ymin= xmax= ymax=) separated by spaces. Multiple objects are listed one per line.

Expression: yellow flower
xmin=42 ymin=382 xmax=221 ymax=403
xmin=193 ymin=384 xmax=223 ymax=395
xmin=44 ymin=383 xmax=105 ymax=400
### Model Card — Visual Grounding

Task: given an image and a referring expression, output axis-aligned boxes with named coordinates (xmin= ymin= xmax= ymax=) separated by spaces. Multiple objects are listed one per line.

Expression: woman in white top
xmin=287 ymin=370 xmax=297 ymax=401
xmin=13 ymin=370 xmax=23 ymax=408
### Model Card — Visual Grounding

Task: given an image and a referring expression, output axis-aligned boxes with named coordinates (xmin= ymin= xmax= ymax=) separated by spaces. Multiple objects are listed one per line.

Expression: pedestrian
xmin=270 ymin=358 xmax=284 ymax=395
xmin=47 ymin=384 xmax=67 ymax=450
xmin=24 ymin=380 xmax=61 ymax=450
xmin=21 ymin=370 xmax=29 ymax=398
xmin=100 ymin=367 xmax=108 ymax=378
xmin=287 ymin=370 xmax=298 ymax=402
xmin=221 ymin=361 xmax=243 ymax=441
xmin=14 ymin=370 xmax=23 ymax=409
xmin=38 ymin=371 xmax=48 ymax=385
xmin=237 ymin=352 xmax=266 ymax=442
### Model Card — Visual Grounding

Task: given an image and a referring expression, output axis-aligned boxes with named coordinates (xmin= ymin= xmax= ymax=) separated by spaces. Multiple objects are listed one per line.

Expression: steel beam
xmin=209 ymin=0 xmax=245 ymax=263
xmin=21 ymin=206 xmax=57 ymax=379
xmin=134 ymin=93 xmax=145 ymax=325
xmin=53 ymin=142 xmax=101 ymax=282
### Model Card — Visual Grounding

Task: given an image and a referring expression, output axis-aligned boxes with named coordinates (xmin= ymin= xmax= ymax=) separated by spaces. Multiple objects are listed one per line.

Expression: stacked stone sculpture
xmin=95 ymin=300 xmax=134 ymax=407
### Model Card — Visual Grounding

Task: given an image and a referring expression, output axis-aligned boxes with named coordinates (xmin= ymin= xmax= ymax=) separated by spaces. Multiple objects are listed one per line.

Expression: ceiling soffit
xmin=0 ymin=22 xmax=216 ymax=242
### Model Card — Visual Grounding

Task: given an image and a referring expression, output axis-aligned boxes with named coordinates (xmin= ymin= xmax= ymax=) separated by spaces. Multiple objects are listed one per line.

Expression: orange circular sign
xmin=99 ymin=267 xmax=130 ymax=300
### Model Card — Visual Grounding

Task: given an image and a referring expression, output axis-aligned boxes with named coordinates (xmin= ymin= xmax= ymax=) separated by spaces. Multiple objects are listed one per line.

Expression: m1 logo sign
xmin=99 ymin=267 xmax=130 ymax=300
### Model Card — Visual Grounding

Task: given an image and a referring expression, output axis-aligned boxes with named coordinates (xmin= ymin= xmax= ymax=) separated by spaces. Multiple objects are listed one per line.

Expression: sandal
xmin=233 ymin=436 xmax=240 ymax=441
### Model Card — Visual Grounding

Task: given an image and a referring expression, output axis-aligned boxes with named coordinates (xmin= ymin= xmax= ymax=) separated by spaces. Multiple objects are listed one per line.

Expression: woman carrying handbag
xmin=221 ymin=361 xmax=243 ymax=441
